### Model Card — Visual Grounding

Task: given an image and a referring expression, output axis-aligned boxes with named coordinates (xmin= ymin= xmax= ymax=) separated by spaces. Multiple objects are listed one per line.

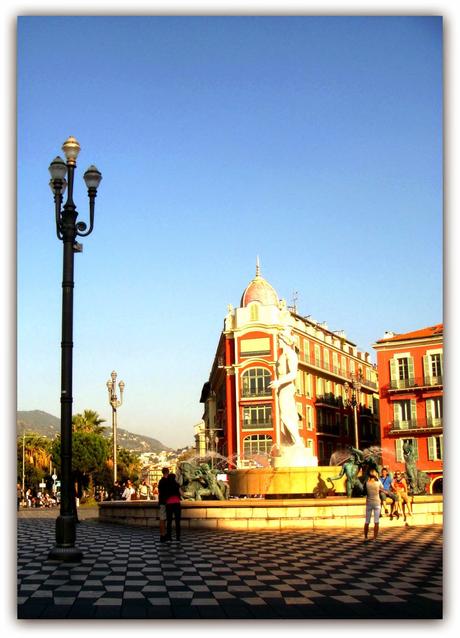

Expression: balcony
xmin=315 ymin=394 xmax=343 ymax=409
xmin=299 ymin=353 xmax=378 ymax=389
xmin=241 ymin=387 xmax=272 ymax=399
xmin=387 ymin=375 xmax=443 ymax=393
xmin=386 ymin=418 xmax=443 ymax=435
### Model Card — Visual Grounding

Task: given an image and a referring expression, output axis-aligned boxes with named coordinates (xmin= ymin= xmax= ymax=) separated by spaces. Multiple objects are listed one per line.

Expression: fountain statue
xmin=176 ymin=460 xmax=230 ymax=500
xmin=328 ymin=445 xmax=382 ymax=498
xmin=268 ymin=327 xmax=318 ymax=468
xmin=403 ymin=441 xmax=430 ymax=495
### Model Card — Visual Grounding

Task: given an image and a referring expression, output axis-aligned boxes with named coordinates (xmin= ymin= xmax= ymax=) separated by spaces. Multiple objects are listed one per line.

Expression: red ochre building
xmin=198 ymin=263 xmax=380 ymax=469
xmin=372 ymin=324 xmax=443 ymax=493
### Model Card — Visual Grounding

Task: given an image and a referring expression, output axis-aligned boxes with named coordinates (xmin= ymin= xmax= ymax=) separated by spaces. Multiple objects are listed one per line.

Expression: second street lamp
xmin=48 ymin=136 xmax=102 ymax=561
xmin=107 ymin=371 xmax=125 ymax=484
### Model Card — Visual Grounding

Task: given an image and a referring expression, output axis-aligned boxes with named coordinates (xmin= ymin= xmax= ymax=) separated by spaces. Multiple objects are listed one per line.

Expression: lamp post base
xmin=48 ymin=545 xmax=83 ymax=562
xmin=48 ymin=513 xmax=83 ymax=561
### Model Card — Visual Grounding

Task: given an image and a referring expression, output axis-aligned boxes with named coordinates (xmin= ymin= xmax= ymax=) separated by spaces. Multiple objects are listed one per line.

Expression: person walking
xmin=364 ymin=469 xmax=385 ymax=542
xmin=158 ymin=467 xmax=170 ymax=542
xmin=165 ymin=473 xmax=182 ymax=542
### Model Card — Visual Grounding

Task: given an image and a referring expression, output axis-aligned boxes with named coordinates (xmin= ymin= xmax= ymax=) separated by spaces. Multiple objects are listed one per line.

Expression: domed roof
xmin=241 ymin=259 xmax=279 ymax=307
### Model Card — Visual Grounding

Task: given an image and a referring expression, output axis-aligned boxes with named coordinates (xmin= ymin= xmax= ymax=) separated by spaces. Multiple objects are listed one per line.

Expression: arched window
xmin=241 ymin=367 xmax=272 ymax=397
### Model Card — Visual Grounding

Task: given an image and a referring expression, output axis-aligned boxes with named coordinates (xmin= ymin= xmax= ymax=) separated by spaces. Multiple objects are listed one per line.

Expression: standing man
xmin=379 ymin=466 xmax=397 ymax=515
xmin=139 ymin=479 xmax=150 ymax=501
xmin=158 ymin=468 xmax=170 ymax=542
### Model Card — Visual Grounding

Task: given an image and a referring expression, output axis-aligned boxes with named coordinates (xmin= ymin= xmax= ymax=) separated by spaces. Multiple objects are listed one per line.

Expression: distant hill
xmin=16 ymin=410 xmax=171 ymax=453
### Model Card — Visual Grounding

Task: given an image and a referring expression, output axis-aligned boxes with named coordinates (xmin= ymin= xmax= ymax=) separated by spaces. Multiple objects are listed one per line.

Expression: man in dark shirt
xmin=158 ymin=467 xmax=170 ymax=541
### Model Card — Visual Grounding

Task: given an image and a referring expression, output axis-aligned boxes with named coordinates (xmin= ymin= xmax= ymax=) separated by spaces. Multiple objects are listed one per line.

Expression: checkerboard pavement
xmin=17 ymin=509 xmax=442 ymax=619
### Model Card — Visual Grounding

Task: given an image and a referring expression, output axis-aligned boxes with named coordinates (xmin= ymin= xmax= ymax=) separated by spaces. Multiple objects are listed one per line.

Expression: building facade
xmin=373 ymin=324 xmax=443 ymax=493
xmin=200 ymin=263 xmax=380 ymax=468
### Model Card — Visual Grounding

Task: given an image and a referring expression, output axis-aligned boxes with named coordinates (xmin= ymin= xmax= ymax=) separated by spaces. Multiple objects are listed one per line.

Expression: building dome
xmin=240 ymin=259 xmax=279 ymax=307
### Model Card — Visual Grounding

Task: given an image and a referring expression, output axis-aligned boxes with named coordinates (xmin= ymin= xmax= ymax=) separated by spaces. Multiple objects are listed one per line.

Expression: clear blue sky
xmin=17 ymin=15 xmax=443 ymax=449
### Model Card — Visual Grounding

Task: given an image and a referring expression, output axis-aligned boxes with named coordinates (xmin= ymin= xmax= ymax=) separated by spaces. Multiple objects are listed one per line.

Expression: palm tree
xmin=72 ymin=410 xmax=106 ymax=435
xmin=19 ymin=433 xmax=52 ymax=470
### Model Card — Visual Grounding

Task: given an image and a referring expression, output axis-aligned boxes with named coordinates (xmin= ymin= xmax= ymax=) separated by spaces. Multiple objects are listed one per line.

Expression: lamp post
xmin=48 ymin=136 xmax=102 ymax=561
xmin=107 ymin=371 xmax=125 ymax=484
xmin=344 ymin=368 xmax=364 ymax=450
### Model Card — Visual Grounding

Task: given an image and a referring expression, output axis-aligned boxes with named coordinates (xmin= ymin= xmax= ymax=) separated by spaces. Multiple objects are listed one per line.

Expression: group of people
xmin=18 ymin=485 xmax=58 ymax=509
xmin=364 ymin=466 xmax=413 ymax=541
xmin=108 ymin=479 xmax=160 ymax=502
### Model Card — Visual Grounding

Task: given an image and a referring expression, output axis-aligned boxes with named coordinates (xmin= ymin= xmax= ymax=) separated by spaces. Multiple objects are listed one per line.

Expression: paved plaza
xmin=17 ymin=507 xmax=442 ymax=620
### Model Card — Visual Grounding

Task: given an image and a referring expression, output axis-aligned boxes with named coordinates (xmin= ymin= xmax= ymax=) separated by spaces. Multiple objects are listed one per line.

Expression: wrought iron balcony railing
xmin=299 ymin=353 xmax=378 ymax=389
xmin=387 ymin=418 xmax=443 ymax=433
xmin=389 ymin=375 xmax=443 ymax=391
xmin=241 ymin=387 xmax=272 ymax=398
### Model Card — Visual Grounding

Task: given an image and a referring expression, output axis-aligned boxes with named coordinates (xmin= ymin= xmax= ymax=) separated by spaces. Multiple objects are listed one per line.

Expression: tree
xmin=51 ymin=430 xmax=109 ymax=498
xmin=17 ymin=433 xmax=53 ymax=490
xmin=117 ymin=447 xmax=142 ymax=483
xmin=72 ymin=410 xmax=106 ymax=435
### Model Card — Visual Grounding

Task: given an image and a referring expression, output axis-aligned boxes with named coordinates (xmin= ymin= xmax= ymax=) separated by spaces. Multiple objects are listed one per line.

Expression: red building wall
xmin=374 ymin=326 xmax=443 ymax=490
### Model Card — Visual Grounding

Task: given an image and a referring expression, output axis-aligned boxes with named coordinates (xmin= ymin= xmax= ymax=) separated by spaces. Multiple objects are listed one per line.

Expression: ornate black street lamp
xmin=48 ymin=136 xmax=102 ymax=561
xmin=344 ymin=368 xmax=364 ymax=450
xmin=106 ymin=371 xmax=125 ymax=484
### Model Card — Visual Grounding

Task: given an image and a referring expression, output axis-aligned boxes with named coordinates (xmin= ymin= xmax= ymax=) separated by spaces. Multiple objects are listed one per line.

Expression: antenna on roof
xmin=256 ymin=255 xmax=261 ymax=277
xmin=288 ymin=291 xmax=298 ymax=314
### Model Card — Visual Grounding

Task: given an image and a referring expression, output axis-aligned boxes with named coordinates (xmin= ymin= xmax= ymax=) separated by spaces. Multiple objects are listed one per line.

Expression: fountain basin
xmin=227 ymin=466 xmax=346 ymax=498
xmin=98 ymin=495 xmax=443 ymax=530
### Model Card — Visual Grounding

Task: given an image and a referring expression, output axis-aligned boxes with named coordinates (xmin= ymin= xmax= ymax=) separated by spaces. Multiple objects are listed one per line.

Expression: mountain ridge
xmin=17 ymin=409 xmax=172 ymax=453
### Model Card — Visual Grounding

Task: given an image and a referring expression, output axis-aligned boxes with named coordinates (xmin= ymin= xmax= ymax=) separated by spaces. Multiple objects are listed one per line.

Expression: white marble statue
xmin=269 ymin=328 xmax=303 ymax=446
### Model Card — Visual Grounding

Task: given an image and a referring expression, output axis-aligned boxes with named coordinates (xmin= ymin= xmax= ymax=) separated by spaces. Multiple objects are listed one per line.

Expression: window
xmin=295 ymin=370 xmax=304 ymax=396
xmin=393 ymin=400 xmax=417 ymax=429
xmin=242 ymin=405 xmax=272 ymax=430
xmin=297 ymin=402 xmax=304 ymax=428
xmin=316 ymin=377 xmax=324 ymax=396
xmin=428 ymin=435 xmax=443 ymax=461
xmin=243 ymin=434 xmax=273 ymax=458
xmin=318 ymin=440 xmax=324 ymax=462
xmin=390 ymin=355 xmax=415 ymax=389
xmin=306 ymin=405 xmax=313 ymax=430
xmin=350 ymin=359 xmax=355 ymax=375
xmin=323 ymin=349 xmax=330 ymax=370
xmin=249 ymin=304 xmax=259 ymax=322
xmin=426 ymin=398 xmax=443 ymax=427
xmin=333 ymin=352 xmax=339 ymax=373
xmin=305 ymin=373 xmax=312 ymax=397
xmin=314 ymin=344 xmax=321 ymax=367
xmin=241 ymin=368 xmax=271 ymax=397
xmin=423 ymin=352 xmax=443 ymax=385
